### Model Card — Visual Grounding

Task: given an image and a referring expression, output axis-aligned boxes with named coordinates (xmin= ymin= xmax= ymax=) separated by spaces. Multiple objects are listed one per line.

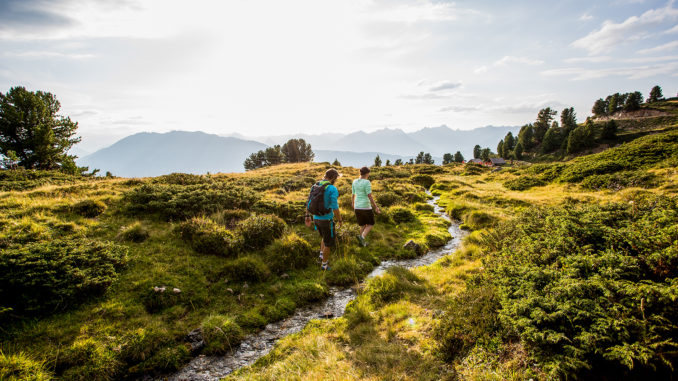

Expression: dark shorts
xmin=355 ymin=209 xmax=375 ymax=226
xmin=314 ymin=219 xmax=336 ymax=247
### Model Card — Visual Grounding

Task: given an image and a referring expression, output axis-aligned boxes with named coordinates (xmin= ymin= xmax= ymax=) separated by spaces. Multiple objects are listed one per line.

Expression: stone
xmin=186 ymin=328 xmax=203 ymax=343
xmin=403 ymin=240 xmax=423 ymax=255
xmin=153 ymin=286 xmax=166 ymax=293
xmin=172 ymin=287 xmax=181 ymax=294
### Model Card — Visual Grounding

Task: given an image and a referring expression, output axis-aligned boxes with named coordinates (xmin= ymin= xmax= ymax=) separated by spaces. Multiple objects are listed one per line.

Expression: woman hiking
xmin=352 ymin=166 xmax=380 ymax=247
xmin=305 ymin=168 xmax=342 ymax=271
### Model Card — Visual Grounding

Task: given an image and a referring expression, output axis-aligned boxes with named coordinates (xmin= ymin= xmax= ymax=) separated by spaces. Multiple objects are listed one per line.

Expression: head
xmin=324 ymin=168 xmax=340 ymax=184
xmin=359 ymin=166 xmax=370 ymax=178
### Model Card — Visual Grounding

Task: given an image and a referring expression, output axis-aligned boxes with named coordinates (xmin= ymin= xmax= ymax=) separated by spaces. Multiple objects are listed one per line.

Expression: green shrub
xmin=389 ymin=206 xmax=417 ymax=223
xmin=503 ymin=176 xmax=546 ymax=191
xmin=0 ymin=239 xmax=128 ymax=317
xmin=138 ymin=282 xmax=183 ymax=313
xmin=237 ymin=214 xmax=286 ymax=250
xmin=483 ymin=196 xmax=678 ymax=377
xmin=59 ymin=338 xmax=122 ymax=381
xmin=222 ymin=256 xmax=271 ymax=283
xmin=178 ymin=217 xmax=240 ymax=256
xmin=579 ymin=171 xmax=658 ymax=190
xmin=409 ymin=174 xmax=435 ymax=189
xmin=0 ymin=351 xmax=52 ymax=381
xmin=325 ymin=257 xmax=372 ymax=286
xmin=376 ymin=191 xmax=402 ymax=207
xmin=444 ymin=201 xmax=471 ymax=220
xmin=153 ymin=173 xmax=210 ymax=185
xmin=262 ymin=297 xmax=296 ymax=321
xmin=118 ymin=328 xmax=164 ymax=364
xmin=266 ymin=233 xmax=314 ymax=273
xmin=116 ymin=222 xmax=150 ymax=243
xmin=201 ymin=315 xmax=243 ymax=355
xmin=71 ymin=199 xmax=107 ymax=217
xmin=462 ymin=164 xmax=484 ymax=176
xmin=363 ymin=267 xmax=425 ymax=305
xmin=368 ymin=167 xmax=411 ymax=180
xmin=252 ymin=200 xmax=305 ymax=223
xmin=425 ymin=231 xmax=449 ymax=248
xmin=403 ymin=191 xmax=428 ymax=203
xmin=133 ymin=345 xmax=190 ymax=374
xmin=414 ymin=202 xmax=434 ymax=212
xmin=123 ymin=182 xmax=260 ymax=220
xmin=0 ymin=169 xmax=79 ymax=191
xmin=211 ymin=209 xmax=250 ymax=227
xmin=281 ymin=176 xmax=316 ymax=192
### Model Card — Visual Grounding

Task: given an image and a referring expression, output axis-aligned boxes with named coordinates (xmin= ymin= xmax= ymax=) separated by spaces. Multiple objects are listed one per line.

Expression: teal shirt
xmin=352 ymin=178 xmax=372 ymax=209
xmin=312 ymin=181 xmax=339 ymax=220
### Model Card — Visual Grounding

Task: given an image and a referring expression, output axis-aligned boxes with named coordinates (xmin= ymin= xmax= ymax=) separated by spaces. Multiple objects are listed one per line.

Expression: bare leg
xmin=361 ymin=224 xmax=374 ymax=238
xmin=359 ymin=225 xmax=366 ymax=235
xmin=322 ymin=245 xmax=331 ymax=263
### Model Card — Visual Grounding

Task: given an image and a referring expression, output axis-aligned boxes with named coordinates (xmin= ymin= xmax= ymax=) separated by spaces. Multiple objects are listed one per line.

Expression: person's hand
xmin=336 ymin=220 xmax=343 ymax=228
xmin=375 ymin=207 xmax=381 ymax=214
xmin=305 ymin=216 xmax=313 ymax=228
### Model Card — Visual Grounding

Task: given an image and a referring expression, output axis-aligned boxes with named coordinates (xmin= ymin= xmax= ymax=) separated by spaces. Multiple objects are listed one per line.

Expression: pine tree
xmin=601 ymin=120 xmax=618 ymax=139
xmin=497 ymin=140 xmax=505 ymax=158
xmin=504 ymin=132 xmax=516 ymax=152
xmin=534 ymin=107 xmax=557 ymax=143
xmin=423 ymin=153 xmax=434 ymax=164
xmin=415 ymin=151 xmax=425 ymax=164
xmin=480 ymin=148 xmax=491 ymax=162
xmin=560 ymin=107 xmax=577 ymax=136
xmin=373 ymin=155 xmax=382 ymax=167
xmin=518 ymin=124 xmax=535 ymax=150
xmin=514 ymin=142 xmax=523 ymax=159
xmin=592 ymin=98 xmax=607 ymax=117
xmin=541 ymin=128 xmax=561 ymax=154
xmin=332 ymin=158 xmax=341 ymax=166
xmin=473 ymin=145 xmax=481 ymax=159
xmin=454 ymin=151 xmax=464 ymax=162
xmin=385 ymin=159 xmax=391 ymax=166
xmin=394 ymin=159 xmax=403 ymax=166
xmin=442 ymin=153 xmax=453 ymax=164
xmin=648 ymin=85 xmax=663 ymax=103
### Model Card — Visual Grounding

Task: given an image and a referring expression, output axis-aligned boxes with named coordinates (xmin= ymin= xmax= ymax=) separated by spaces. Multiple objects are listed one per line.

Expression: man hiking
xmin=305 ymin=168 xmax=342 ymax=271
xmin=352 ymin=166 xmax=380 ymax=247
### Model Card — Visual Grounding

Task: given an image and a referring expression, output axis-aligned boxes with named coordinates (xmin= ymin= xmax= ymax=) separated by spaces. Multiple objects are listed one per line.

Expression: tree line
xmin=243 ymin=138 xmax=314 ymax=170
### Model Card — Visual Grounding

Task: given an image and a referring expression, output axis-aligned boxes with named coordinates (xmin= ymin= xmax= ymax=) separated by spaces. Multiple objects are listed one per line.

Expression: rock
xmin=226 ymin=288 xmax=234 ymax=294
xmin=173 ymin=287 xmax=181 ymax=293
xmin=191 ymin=340 xmax=205 ymax=352
xmin=153 ymin=286 xmax=166 ymax=293
xmin=186 ymin=328 xmax=203 ymax=343
xmin=280 ymin=273 xmax=289 ymax=279
xmin=319 ymin=311 xmax=334 ymax=319
xmin=403 ymin=240 xmax=423 ymax=255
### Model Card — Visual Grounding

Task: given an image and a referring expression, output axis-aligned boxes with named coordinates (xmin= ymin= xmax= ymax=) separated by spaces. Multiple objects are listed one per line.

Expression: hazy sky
xmin=1 ymin=0 xmax=677 ymax=152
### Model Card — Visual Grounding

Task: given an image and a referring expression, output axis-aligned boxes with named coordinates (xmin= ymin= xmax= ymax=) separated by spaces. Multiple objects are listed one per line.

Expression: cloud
xmin=2 ymin=50 xmax=94 ymax=59
xmin=367 ymin=1 xmax=483 ymax=24
xmin=0 ymin=0 xmax=74 ymax=35
xmin=474 ymin=55 xmax=543 ymax=73
xmin=579 ymin=13 xmax=594 ymax=21
xmin=637 ymin=40 xmax=678 ymax=53
xmin=399 ymin=93 xmax=452 ymax=100
xmin=571 ymin=3 xmax=678 ymax=53
xmin=438 ymin=105 xmax=479 ymax=112
xmin=564 ymin=56 xmax=612 ymax=63
xmin=429 ymin=81 xmax=461 ymax=92
xmin=665 ymin=24 xmax=678 ymax=33
xmin=541 ymin=60 xmax=678 ymax=80
xmin=490 ymin=100 xmax=567 ymax=114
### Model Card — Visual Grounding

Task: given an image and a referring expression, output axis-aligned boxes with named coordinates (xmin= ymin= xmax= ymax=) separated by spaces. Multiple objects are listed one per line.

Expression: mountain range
xmin=77 ymin=125 xmax=519 ymax=177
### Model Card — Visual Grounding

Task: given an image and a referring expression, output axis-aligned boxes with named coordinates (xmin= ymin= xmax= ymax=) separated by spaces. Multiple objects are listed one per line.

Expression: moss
xmin=289 ymin=280 xmax=329 ymax=304
xmin=237 ymin=214 xmax=286 ymax=250
xmin=222 ymin=256 xmax=271 ymax=283
xmin=59 ymin=338 xmax=122 ymax=381
xmin=376 ymin=191 xmax=402 ymax=207
xmin=463 ymin=211 xmax=496 ymax=230
xmin=363 ymin=267 xmax=425 ymax=305
xmin=389 ymin=207 xmax=417 ymax=223
xmin=0 ymin=351 xmax=52 ymax=381
xmin=116 ymin=221 xmax=150 ymax=243
xmin=325 ymin=257 xmax=373 ymax=286
xmin=201 ymin=315 xmax=243 ymax=355
xmin=409 ymin=174 xmax=435 ymax=189
xmin=237 ymin=309 xmax=268 ymax=329
xmin=177 ymin=217 xmax=240 ymax=256
xmin=266 ymin=233 xmax=314 ymax=273
xmin=71 ymin=199 xmax=107 ymax=217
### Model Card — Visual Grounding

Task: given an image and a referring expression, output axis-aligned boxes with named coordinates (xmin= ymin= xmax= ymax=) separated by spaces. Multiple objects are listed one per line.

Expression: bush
xmin=325 ymin=257 xmax=372 ymax=286
xmin=0 ymin=169 xmax=79 ymax=191
xmin=409 ymin=174 xmax=435 ymax=189
xmin=252 ymin=200 xmax=306 ymax=223
xmin=262 ymin=297 xmax=296 ymax=321
xmin=266 ymin=233 xmax=314 ymax=273
xmin=579 ymin=171 xmax=658 ymax=190
xmin=236 ymin=309 xmax=268 ymax=329
xmin=363 ymin=267 xmax=425 ymax=305
xmin=118 ymin=328 xmax=164 ymax=364
xmin=368 ymin=167 xmax=410 ymax=180
xmin=0 ymin=351 xmax=52 ymax=381
xmin=290 ymin=280 xmax=329 ymax=304
xmin=211 ymin=209 xmax=250 ymax=227
xmin=389 ymin=207 xmax=417 ymax=224
xmin=201 ymin=315 xmax=243 ymax=355
xmin=222 ymin=256 xmax=271 ymax=283
xmin=425 ymin=231 xmax=449 ymax=248
xmin=0 ymin=239 xmax=128 ymax=317
xmin=503 ymin=176 xmax=546 ymax=191
xmin=237 ymin=214 xmax=286 ymax=250
xmin=462 ymin=211 xmax=495 ymax=230
xmin=123 ymin=182 xmax=260 ymax=220
xmin=177 ymin=217 xmax=240 ymax=256
xmin=138 ymin=283 xmax=183 ymax=313
xmin=133 ymin=345 xmax=190 ymax=374
xmin=483 ymin=196 xmax=678 ymax=377
xmin=414 ymin=202 xmax=434 ymax=212
xmin=72 ymin=199 xmax=107 ymax=217
xmin=375 ymin=191 xmax=402 ymax=207
xmin=153 ymin=173 xmax=210 ymax=185
xmin=59 ymin=338 xmax=122 ymax=381
xmin=116 ymin=222 xmax=150 ymax=243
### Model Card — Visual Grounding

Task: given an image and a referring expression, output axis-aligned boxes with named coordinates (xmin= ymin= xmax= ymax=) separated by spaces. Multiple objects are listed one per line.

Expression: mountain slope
xmin=78 ymin=131 xmax=267 ymax=177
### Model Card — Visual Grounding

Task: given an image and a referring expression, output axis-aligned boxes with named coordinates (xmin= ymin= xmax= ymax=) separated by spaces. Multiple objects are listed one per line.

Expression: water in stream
xmin=163 ymin=195 xmax=464 ymax=381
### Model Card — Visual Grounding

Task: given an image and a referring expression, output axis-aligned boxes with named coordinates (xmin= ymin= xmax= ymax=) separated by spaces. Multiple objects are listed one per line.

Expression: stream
xmin=162 ymin=195 xmax=464 ymax=381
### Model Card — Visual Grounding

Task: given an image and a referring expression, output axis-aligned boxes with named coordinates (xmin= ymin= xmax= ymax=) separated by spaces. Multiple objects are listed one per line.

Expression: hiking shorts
xmin=314 ymin=219 xmax=336 ymax=247
xmin=354 ymin=209 xmax=375 ymax=226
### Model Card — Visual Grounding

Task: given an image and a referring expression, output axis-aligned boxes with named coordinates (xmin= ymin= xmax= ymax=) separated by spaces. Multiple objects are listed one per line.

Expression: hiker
xmin=352 ymin=166 xmax=380 ymax=246
xmin=305 ymin=168 xmax=342 ymax=270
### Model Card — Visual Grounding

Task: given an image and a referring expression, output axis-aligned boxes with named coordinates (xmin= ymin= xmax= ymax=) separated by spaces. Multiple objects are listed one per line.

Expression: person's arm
xmin=334 ymin=208 xmax=342 ymax=226
xmin=367 ymin=193 xmax=380 ymax=214
xmin=330 ymin=186 xmax=342 ymax=226
xmin=351 ymin=194 xmax=356 ymax=209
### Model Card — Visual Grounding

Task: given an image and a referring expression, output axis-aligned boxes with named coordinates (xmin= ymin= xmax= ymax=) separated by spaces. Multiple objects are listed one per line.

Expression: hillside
xmin=1 ymin=110 xmax=677 ymax=380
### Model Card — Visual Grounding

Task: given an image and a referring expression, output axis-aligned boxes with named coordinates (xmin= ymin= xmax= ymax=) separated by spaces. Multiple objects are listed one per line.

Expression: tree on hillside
xmin=567 ymin=119 xmax=595 ymax=154
xmin=373 ymin=154 xmax=382 ymax=167
xmin=518 ymin=124 xmax=535 ymax=150
xmin=423 ymin=153 xmax=434 ymax=164
xmin=623 ymin=91 xmax=643 ymax=112
xmin=607 ymin=93 xmax=621 ymax=115
xmin=648 ymin=85 xmax=663 ymax=103
xmin=601 ymin=119 xmax=618 ymax=139
xmin=473 ymin=145 xmax=481 ymax=159
xmin=534 ymin=107 xmax=557 ymax=143
xmin=480 ymin=148 xmax=491 ymax=162
xmin=541 ymin=127 xmax=561 ymax=154
xmin=497 ymin=140 xmax=504 ymax=158
xmin=332 ymin=158 xmax=341 ymax=166
xmin=1 ymin=150 xmax=18 ymax=169
xmin=385 ymin=159 xmax=391 ymax=166
xmin=281 ymin=138 xmax=314 ymax=162
xmin=244 ymin=150 xmax=267 ymax=170
xmin=514 ymin=142 xmax=523 ymax=159
xmin=265 ymin=145 xmax=284 ymax=165
xmin=560 ymin=107 xmax=577 ymax=136
xmin=442 ymin=153 xmax=454 ymax=164
xmin=0 ymin=86 xmax=82 ymax=171
xmin=592 ymin=98 xmax=607 ymax=117
xmin=454 ymin=151 xmax=464 ymax=163
xmin=408 ymin=158 xmax=414 ymax=164
xmin=394 ymin=159 xmax=403 ymax=165
xmin=503 ymin=132 xmax=516 ymax=153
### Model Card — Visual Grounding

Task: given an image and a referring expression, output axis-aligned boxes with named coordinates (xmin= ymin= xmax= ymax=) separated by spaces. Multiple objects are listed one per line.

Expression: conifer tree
xmin=473 ymin=145 xmax=481 ymax=159
xmin=497 ymin=140 xmax=505 ymax=158
xmin=442 ymin=153 xmax=453 ymax=164
xmin=373 ymin=154 xmax=382 ymax=167
xmin=601 ymin=120 xmax=618 ymax=139
xmin=648 ymin=85 xmax=663 ymax=103
xmin=454 ymin=151 xmax=464 ymax=163
xmin=514 ymin=142 xmax=523 ymax=159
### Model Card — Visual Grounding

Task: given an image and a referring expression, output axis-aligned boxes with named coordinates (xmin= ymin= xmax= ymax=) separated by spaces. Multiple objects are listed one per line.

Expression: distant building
xmin=490 ymin=158 xmax=506 ymax=166
xmin=469 ymin=158 xmax=483 ymax=164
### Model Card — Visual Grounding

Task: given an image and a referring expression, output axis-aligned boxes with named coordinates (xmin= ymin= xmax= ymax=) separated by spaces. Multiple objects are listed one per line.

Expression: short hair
xmin=359 ymin=166 xmax=370 ymax=176
xmin=325 ymin=168 xmax=339 ymax=181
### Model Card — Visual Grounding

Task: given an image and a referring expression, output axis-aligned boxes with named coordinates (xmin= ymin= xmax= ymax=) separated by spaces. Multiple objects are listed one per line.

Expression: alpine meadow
xmin=2 ymin=1 xmax=678 ymax=380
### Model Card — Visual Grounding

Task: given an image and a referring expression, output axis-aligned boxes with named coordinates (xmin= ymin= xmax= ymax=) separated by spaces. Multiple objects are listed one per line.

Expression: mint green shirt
xmin=352 ymin=178 xmax=372 ymax=209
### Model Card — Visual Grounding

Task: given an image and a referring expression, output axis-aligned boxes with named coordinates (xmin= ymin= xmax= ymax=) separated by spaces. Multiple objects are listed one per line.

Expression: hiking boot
xmin=321 ymin=262 xmax=331 ymax=271
xmin=357 ymin=235 xmax=366 ymax=247
xmin=317 ymin=251 xmax=324 ymax=264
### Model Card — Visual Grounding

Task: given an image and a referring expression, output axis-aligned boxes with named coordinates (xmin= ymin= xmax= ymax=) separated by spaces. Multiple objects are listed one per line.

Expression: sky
xmin=1 ymin=0 xmax=677 ymax=153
